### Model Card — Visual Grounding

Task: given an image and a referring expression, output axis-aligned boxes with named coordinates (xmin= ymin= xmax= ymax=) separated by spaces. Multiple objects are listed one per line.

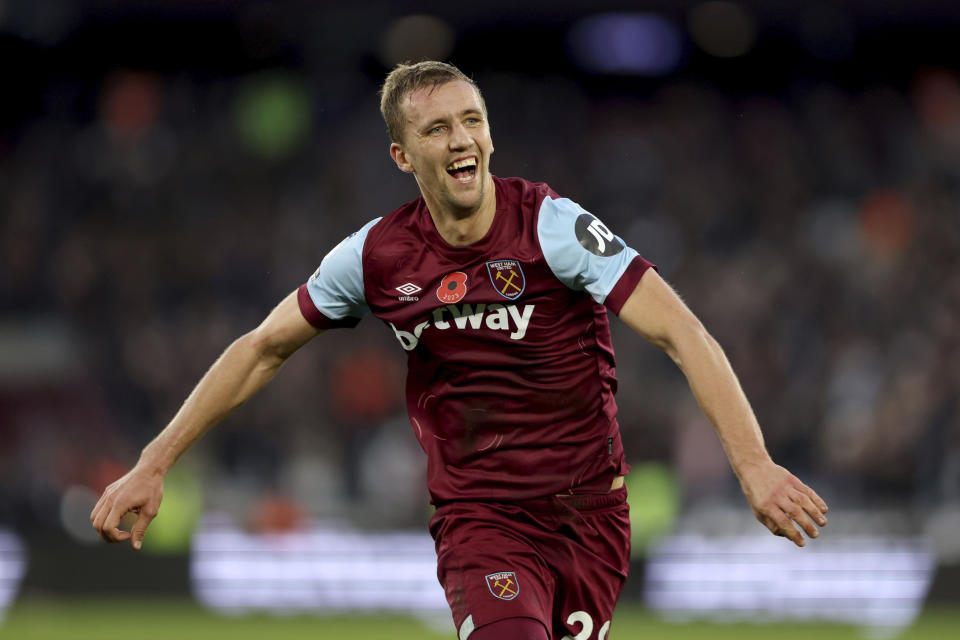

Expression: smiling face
xmin=389 ymin=79 xmax=495 ymax=220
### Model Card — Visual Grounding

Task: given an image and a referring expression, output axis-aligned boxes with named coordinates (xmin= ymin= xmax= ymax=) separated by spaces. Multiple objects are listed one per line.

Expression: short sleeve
xmin=297 ymin=217 xmax=382 ymax=329
xmin=536 ymin=196 xmax=655 ymax=314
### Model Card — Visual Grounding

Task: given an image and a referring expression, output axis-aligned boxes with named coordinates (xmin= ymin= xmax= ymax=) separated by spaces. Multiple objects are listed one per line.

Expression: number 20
xmin=561 ymin=610 xmax=611 ymax=640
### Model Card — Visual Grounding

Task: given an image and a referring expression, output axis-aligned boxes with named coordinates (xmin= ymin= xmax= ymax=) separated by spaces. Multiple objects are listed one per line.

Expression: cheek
xmin=483 ymin=132 xmax=494 ymax=155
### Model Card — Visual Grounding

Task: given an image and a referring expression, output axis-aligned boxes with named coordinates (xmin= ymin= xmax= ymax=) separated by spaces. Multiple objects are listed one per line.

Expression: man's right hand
xmin=90 ymin=464 xmax=164 ymax=550
xmin=88 ymin=290 xmax=318 ymax=550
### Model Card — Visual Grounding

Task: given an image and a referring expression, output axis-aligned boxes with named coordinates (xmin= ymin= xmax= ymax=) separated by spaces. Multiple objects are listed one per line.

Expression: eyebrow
xmin=421 ymin=108 xmax=484 ymax=129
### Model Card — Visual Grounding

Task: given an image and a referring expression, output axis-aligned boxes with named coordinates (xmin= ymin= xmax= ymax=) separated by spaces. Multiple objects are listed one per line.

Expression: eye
xmin=465 ymin=117 xmax=481 ymax=126
xmin=429 ymin=125 xmax=445 ymax=135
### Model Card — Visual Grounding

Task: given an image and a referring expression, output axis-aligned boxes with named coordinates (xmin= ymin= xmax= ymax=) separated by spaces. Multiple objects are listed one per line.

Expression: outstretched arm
xmin=618 ymin=268 xmax=828 ymax=546
xmin=90 ymin=290 xmax=321 ymax=549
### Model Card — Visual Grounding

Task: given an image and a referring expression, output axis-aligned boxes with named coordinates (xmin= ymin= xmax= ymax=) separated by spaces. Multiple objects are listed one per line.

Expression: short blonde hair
xmin=379 ymin=61 xmax=485 ymax=143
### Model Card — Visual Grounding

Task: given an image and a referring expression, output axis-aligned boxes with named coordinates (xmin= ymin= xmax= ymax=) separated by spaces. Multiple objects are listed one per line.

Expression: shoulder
xmin=494 ymin=176 xmax=559 ymax=214
xmin=356 ymin=195 xmax=431 ymax=284
xmin=312 ymin=195 xmax=421 ymax=282
xmin=363 ymin=195 xmax=425 ymax=249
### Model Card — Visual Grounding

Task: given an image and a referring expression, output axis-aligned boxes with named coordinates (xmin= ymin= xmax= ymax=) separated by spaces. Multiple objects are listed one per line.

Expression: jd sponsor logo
xmin=389 ymin=303 xmax=535 ymax=351
xmin=575 ymin=213 xmax=624 ymax=257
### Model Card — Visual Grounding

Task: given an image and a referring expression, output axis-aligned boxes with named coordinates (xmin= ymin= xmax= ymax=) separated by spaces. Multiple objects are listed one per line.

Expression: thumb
xmin=130 ymin=511 xmax=155 ymax=551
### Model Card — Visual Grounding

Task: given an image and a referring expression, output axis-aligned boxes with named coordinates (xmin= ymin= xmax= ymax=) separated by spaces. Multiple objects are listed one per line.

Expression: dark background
xmin=1 ymin=0 xmax=958 ymax=602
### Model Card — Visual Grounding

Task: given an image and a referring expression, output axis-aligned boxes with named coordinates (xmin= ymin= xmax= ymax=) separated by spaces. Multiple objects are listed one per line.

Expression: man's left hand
xmin=738 ymin=461 xmax=828 ymax=547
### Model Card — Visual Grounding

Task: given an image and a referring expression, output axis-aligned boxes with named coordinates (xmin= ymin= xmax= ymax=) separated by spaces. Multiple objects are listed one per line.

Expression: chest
xmin=364 ymin=239 xmax=578 ymax=353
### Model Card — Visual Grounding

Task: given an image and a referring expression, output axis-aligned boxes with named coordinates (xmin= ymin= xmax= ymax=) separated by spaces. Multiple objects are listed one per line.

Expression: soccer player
xmin=91 ymin=61 xmax=828 ymax=640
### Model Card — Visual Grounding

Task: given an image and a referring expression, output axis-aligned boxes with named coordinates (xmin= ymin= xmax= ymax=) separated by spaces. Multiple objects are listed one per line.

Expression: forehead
xmin=401 ymin=79 xmax=484 ymax=126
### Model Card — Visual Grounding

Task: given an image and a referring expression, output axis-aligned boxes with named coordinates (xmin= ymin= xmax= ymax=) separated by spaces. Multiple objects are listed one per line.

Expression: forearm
xmin=669 ymin=323 xmax=772 ymax=477
xmin=618 ymin=271 xmax=828 ymax=544
xmin=138 ymin=331 xmax=286 ymax=473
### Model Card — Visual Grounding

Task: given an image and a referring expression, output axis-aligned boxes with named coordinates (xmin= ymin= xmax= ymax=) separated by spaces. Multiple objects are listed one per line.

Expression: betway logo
xmin=389 ymin=303 xmax=535 ymax=351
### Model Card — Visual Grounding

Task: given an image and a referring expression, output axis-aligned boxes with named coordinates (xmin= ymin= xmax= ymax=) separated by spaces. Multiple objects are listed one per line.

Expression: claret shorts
xmin=429 ymin=486 xmax=630 ymax=640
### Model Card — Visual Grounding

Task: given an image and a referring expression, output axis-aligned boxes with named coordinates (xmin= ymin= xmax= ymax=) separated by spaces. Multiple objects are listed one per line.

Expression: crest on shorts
xmin=485 ymin=571 xmax=520 ymax=601
xmin=486 ymin=260 xmax=525 ymax=300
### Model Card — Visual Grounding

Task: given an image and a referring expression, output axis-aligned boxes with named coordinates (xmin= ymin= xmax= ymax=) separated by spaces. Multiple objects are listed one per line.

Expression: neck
xmin=424 ymin=177 xmax=497 ymax=247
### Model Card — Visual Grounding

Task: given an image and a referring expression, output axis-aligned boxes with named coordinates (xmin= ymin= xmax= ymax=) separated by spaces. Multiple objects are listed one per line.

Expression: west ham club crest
xmin=485 ymin=571 xmax=520 ymax=600
xmin=486 ymin=260 xmax=525 ymax=300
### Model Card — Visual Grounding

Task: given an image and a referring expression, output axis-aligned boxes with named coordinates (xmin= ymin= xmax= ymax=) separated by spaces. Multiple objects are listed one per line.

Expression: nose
xmin=448 ymin=121 xmax=471 ymax=150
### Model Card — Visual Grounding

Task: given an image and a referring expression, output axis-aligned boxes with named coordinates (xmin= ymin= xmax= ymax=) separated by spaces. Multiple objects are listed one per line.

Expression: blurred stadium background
xmin=1 ymin=1 xmax=958 ymax=638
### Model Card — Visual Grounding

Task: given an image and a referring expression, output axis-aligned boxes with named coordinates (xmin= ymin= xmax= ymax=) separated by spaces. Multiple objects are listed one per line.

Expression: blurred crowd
xmin=1 ymin=51 xmax=959 ymax=544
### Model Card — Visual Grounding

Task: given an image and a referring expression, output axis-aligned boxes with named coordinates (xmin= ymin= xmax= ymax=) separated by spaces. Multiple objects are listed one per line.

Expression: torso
xmin=360 ymin=177 xmax=629 ymax=502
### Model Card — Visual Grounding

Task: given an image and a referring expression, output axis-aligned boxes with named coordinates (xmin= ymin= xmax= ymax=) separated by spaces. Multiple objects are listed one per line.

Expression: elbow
xmin=665 ymin=318 xmax=718 ymax=369
xmin=243 ymin=327 xmax=291 ymax=367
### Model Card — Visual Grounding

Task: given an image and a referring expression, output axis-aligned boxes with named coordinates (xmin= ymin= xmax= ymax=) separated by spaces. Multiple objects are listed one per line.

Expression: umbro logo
xmin=396 ymin=283 xmax=422 ymax=295
xmin=395 ymin=282 xmax=422 ymax=302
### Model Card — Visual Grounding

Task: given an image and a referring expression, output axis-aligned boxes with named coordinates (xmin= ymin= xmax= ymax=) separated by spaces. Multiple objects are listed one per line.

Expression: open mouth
xmin=445 ymin=157 xmax=477 ymax=183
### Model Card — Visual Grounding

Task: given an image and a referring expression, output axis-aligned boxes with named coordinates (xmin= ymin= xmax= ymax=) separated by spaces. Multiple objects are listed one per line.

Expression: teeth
xmin=446 ymin=158 xmax=477 ymax=171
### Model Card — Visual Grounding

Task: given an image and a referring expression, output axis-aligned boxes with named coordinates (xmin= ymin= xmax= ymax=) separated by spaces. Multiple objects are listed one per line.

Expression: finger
xmin=787 ymin=478 xmax=828 ymax=524
xmin=105 ymin=529 xmax=132 ymax=543
xmin=99 ymin=504 xmax=130 ymax=543
xmin=782 ymin=522 xmax=805 ymax=547
xmin=94 ymin=516 xmax=130 ymax=544
xmin=801 ymin=484 xmax=829 ymax=517
xmin=91 ymin=496 xmax=111 ymax=537
xmin=770 ymin=511 xmax=805 ymax=547
xmin=91 ymin=496 xmax=116 ymax=531
xmin=90 ymin=495 xmax=103 ymax=524
xmin=784 ymin=494 xmax=820 ymax=539
xmin=757 ymin=510 xmax=793 ymax=543
xmin=792 ymin=491 xmax=827 ymax=530
xmin=129 ymin=511 xmax=155 ymax=551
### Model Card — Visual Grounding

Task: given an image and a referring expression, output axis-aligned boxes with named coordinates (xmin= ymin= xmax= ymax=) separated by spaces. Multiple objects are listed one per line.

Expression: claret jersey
xmin=298 ymin=176 xmax=654 ymax=503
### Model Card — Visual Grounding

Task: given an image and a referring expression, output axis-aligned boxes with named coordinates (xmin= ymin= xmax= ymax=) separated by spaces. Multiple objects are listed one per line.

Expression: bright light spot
xmin=191 ymin=514 xmax=447 ymax=613
xmin=858 ymin=189 xmax=915 ymax=256
xmin=645 ymin=534 xmax=934 ymax=630
xmin=100 ymin=71 xmax=162 ymax=141
xmin=688 ymin=2 xmax=756 ymax=58
xmin=0 ymin=530 xmax=27 ymax=622
xmin=59 ymin=485 xmax=101 ymax=544
xmin=567 ymin=13 xmax=683 ymax=76
xmin=626 ymin=463 xmax=680 ymax=556
xmin=234 ymin=72 xmax=312 ymax=159
xmin=912 ymin=68 xmax=960 ymax=138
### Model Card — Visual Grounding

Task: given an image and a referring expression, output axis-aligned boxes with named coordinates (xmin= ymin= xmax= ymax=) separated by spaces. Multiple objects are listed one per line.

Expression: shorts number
xmin=561 ymin=611 xmax=611 ymax=640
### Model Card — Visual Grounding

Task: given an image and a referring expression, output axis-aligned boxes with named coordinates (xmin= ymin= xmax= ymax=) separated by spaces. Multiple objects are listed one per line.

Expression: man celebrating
xmin=92 ymin=61 xmax=828 ymax=640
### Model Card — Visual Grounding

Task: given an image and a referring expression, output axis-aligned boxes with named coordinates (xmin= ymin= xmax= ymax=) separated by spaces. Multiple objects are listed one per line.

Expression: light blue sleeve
xmin=305 ymin=217 xmax=382 ymax=320
xmin=537 ymin=196 xmax=639 ymax=305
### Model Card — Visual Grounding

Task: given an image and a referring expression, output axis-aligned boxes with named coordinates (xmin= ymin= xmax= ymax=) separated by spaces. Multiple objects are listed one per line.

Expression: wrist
xmin=138 ymin=442 xmax=176 ymax=475
xmin=731 ymin=451 xmax=774 ymax=480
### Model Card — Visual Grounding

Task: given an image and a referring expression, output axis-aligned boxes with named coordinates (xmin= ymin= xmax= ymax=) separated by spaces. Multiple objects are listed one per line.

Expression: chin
xmin=444 ymin=183 xmax=481 ymax=207
xmin=456 ymin=190 xmax=485 ymax=212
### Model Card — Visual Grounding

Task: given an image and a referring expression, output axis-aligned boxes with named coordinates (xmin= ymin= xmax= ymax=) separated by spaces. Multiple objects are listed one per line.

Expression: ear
xmin=390 ymin=142 xmax=415 ymax=174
